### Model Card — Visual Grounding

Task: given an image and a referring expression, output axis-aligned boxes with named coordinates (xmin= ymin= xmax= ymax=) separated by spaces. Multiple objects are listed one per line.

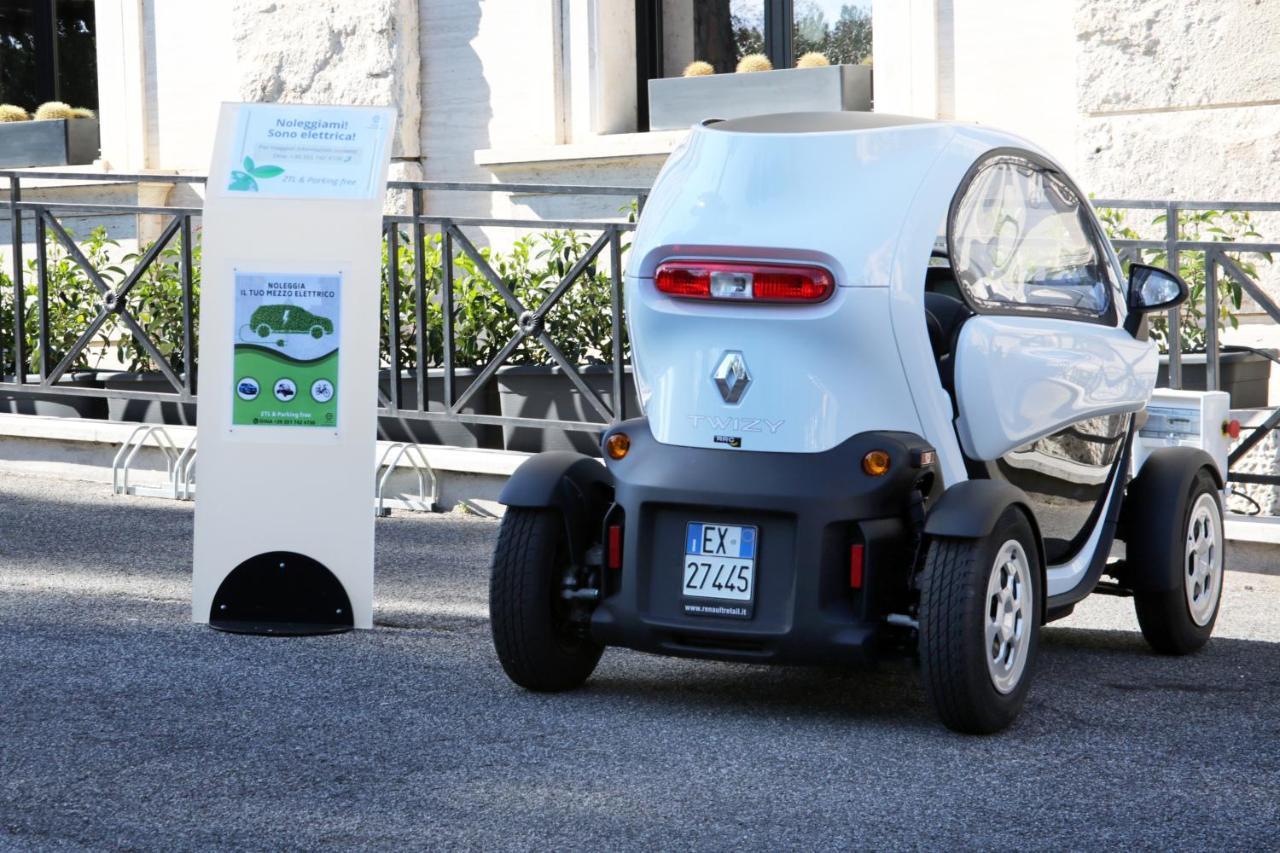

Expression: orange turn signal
xmin=605 ymin=432 xmax=631 ymax=460
xmin=862 ymin=450 xmax=891 ymax=477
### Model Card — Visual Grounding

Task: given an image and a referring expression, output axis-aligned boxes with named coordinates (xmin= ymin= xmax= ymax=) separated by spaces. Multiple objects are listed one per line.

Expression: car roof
xmin=704 ymin=111 xmax=935 ymax=134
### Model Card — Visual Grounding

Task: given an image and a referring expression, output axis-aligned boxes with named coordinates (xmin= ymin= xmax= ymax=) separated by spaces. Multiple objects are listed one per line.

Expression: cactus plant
xmin=796 ymin=52 xmax=830 ymax=68
xmin=0 ymin=104 xmax=30 ymax=122
xmin=682 ymin=60 xmax=714 ymax=77
xmin=34 ymin=102 xmax=76 ymax=121
xmin=735 ymin=53 xmax=773 ymax=73
xmin=70 ymin=107 xmax=95 ymax=119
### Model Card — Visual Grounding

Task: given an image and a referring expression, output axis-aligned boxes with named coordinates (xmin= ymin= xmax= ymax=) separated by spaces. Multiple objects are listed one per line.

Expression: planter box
xmin=377 ymin=368 xmax=502 ymax=449
xmin=647 ymin=65 xmax=871 ymax=131
xmin=0 ymin=371 xmax=106 ymax=419
xmin=1157 ymin=347 xmax=1275 ymax=408
xmin=0 ymin=118 xmax=100 ymax=168
xmin=497 ymin=365 xmax=640 ymax=455
xmin=104 ymin=372 xmax=197 ymax=426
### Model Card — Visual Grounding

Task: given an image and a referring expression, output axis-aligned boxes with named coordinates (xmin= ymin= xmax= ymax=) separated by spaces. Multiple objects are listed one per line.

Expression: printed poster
xmin=232 ymin=271 xmax=341 ymax=429
xmin=226 ymin=104 xmax=393 ymax=200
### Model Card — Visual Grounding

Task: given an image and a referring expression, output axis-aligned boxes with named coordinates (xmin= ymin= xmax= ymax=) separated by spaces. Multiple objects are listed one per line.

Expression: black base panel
xmin=210 ymin=550 xmax=354 ymax=636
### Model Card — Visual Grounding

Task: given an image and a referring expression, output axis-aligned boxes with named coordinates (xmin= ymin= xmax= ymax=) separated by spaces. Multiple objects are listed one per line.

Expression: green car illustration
xmin=249 ymin=304 xmax=334 ymax=339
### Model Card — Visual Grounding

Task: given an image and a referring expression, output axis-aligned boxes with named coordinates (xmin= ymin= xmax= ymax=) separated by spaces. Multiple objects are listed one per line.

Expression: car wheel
xmin=256 ymin=323 xmax=271 ymax=338
xmin=1131 ymin=469 xmax=1224 ymax=655
xmin=919 ymin=508 xmax=1041 ymax=734
xmin=310 ymin=325 xmax=324 ymax=339
xmin=489 ymin=508 xmax=603 ymax=691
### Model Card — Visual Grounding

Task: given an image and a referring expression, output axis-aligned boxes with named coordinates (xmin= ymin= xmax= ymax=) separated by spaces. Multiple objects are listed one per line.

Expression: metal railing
xmin=2 ymin=170 xmax=646 ymax=437
xmin=3 ymin=176 xmax=1279 ymax=491
xmin=1096 ymin=198 xmax=1280 ymax=490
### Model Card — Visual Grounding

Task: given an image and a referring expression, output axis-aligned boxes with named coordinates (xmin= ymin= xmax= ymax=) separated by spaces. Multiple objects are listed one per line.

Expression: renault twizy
xmin=488 ymin=113 xmax=1225 ymax=733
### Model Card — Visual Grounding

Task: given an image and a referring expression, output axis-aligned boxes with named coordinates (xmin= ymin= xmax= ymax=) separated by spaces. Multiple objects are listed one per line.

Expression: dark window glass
xmin=792 ymin=1 xmax=871 ymax=65
xmin=658 ymin=0 xmax=763 ymax=77
xmin=0 ymin=2 xmax=39 ymax=106
xmin=0 ymin=0 xmax=97 ymax=111
xmin=56 ymin=0 xmax=97 ymax=110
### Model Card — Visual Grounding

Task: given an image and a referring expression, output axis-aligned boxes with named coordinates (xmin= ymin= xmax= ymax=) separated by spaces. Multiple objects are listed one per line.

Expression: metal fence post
xmin=386 ymin=223 xmax=401 ymax=410
xmin=180 ymin=214 xmax=194 ymax=396
xmin=8 ymin=175 xmax=24 ymax=383
xmin=1165 ymin=202 xmax=1182 ymax=389
xmin=1204 ymin=249 xmax=1219 ymax=392
xmin=441 ymin=223 xmax=456 ymax=410
xmin=609 ymin=226 xmax=625 ymax=422
xmin=34 ymin=209 xmax=49 ymax=381
xmin=412 ymin=188 xmax=427 ymax=412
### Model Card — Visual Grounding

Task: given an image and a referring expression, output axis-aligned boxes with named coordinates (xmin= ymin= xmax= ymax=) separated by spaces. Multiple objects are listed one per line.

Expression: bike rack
xmin=111 ymin=425 xmax=197 ymax=500
xmin=375 ymin=441 xmax=439 ymax=516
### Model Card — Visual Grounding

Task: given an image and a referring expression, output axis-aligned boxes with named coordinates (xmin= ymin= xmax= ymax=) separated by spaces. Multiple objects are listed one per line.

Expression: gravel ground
xmin=1 ymin=472 xmax=1278 ymax=851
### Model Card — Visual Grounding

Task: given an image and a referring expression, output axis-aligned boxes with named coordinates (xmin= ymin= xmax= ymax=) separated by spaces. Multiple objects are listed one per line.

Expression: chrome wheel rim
xmin=1184 ymin=493 xmax=1223 ymax=627
xmin=985 ymin=540 xmax=1032 ymax=695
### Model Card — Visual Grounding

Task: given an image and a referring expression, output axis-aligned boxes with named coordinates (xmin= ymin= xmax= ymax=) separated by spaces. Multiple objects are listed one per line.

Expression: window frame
xmin=634 ymin=0 xmax=796 ymax=132
xmin=945 ymin=147 xmax=1120 ymax=328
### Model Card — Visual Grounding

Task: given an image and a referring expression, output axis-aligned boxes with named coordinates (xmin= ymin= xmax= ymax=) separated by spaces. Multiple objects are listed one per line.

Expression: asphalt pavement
xmin=1 ymin=472 xmax=1278 ymax=851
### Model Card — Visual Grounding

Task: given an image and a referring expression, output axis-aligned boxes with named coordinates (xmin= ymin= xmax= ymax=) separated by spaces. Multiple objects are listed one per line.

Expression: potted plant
xmin=102 ymin=233 xmax=200 ymax=425
xmin=0 ymin=102 xmax=100 ymax=169
xmin=0 ymin=228 xmax=117 ymax=419
xmin=1099 ymin=207 xmax=1276 ymax=408
xmin=377 ymin=231 xmax=504 ymax=449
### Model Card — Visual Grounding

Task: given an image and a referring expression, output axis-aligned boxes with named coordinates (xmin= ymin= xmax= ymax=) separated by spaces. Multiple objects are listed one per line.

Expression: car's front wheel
xmin=919 ymin=508 xmax=1041 ymax=734
xmin=489 ymin=508 xmax=603 ymax=691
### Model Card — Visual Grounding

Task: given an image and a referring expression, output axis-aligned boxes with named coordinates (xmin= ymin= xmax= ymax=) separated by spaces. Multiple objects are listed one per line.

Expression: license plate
xmin=682 ymin=522 xmax=756 ymax=619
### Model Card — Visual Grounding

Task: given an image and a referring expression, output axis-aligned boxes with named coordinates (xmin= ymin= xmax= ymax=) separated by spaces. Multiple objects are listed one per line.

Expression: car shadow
xmin=566 ymin=626 xmax=1280 ymax=731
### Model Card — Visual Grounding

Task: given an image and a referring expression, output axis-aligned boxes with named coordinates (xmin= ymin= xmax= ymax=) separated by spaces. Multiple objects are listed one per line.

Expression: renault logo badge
xmin=713 ymin=351 xmax=752 ymax=404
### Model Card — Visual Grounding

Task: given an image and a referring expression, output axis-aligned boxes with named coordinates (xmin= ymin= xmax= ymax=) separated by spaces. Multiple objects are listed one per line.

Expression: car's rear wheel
xmin=256 ymin=323 xmax=271 ymax=338
xmin=1130 ymin=469 xmax=1224 ymax=654
xmin=919 ymin=508 xmax=1041 ymax=734
xmin=489 ymin=508 xmax=603 ymax=691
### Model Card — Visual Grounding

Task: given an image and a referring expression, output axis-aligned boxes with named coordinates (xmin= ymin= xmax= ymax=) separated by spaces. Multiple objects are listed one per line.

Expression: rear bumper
xmin=592 ymin=420 xmax=937 ymax=665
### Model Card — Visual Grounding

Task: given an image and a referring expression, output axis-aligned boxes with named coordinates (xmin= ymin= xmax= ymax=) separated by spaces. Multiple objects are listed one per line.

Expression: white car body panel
xmin=626 ymin=113 xmax=1161 ymax=598
xmin=954 ymin=315 xmax=1158 ymax=461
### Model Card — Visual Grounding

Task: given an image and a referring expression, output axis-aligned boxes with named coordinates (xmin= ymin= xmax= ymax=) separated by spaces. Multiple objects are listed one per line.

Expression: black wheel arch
xmin=499 ymin=451 xmax=615 ymax=567
xmin=1120 ymin=446 xmax=1223 ymax=594
xmin=924 ymin=479 xmax=1047 ymax=619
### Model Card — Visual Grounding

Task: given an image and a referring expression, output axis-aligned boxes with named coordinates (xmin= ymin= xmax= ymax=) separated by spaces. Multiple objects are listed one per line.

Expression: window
xmin=0 ymin=0 xmax=98 ymax=112
xmin=635 ymin=1 xmax=872 ymax=130
xmin=950 ymin=155 xmax=1112 ymax=318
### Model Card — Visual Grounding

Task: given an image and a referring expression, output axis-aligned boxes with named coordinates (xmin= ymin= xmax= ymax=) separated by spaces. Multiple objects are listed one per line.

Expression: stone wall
xmin=230 ymin=0 xmax=422 ymax=165
xmin=1075 ymin=0 xmax=1280 ymax=200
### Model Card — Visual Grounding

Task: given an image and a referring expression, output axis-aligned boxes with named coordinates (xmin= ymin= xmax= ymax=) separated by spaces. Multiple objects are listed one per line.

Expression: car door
xmin=947 ymin=151 xmax=1158 ymax=565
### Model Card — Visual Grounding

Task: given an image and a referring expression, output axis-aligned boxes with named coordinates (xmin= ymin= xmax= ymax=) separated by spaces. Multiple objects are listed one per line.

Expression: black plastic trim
xmin=499 ymin=450 xmax=615 ymax=568
xmin=591 ymin=419 xmax=938 ymax=665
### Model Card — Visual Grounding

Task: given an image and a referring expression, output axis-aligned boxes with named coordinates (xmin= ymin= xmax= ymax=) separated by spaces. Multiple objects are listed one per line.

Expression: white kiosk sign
xmin=192 ymin=102 xmax=393 ymax=634
xmin=227 ymin=105 xmax=389 ymax=199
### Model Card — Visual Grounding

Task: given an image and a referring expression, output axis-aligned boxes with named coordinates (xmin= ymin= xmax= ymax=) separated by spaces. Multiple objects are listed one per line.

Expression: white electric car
xmin=489 ymin=113 xmax=1224 ymax=733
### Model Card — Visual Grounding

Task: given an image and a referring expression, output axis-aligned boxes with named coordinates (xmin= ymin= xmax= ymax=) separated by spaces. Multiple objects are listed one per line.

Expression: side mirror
xmin=1125 ymin=263 xmax=1188 ymax=337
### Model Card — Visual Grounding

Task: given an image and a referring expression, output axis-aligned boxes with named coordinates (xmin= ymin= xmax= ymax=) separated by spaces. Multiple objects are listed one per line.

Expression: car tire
xmin=489 ymin=508 xmax=603 ymax=691
xmin=310 ymin=325 xmax=324 ymax=339
xmin=1129 ymin=469 xmax=1223 ymax=655
xmin=256 ymin=324 xmax=271 ymax=338
xmin=919 ymin=508 xmax=1041 ymax=734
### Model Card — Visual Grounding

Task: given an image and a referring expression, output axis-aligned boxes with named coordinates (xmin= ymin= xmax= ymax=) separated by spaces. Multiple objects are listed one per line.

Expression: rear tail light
xmin=654 ymin=261 xmax=834 ymax=303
